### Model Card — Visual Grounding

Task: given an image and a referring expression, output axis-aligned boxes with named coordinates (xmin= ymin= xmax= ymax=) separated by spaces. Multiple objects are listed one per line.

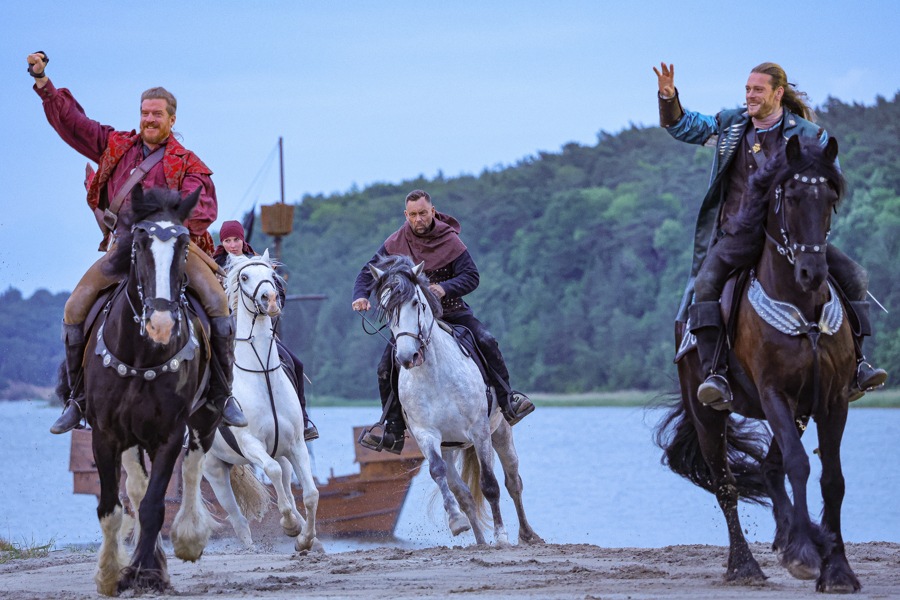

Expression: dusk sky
xmin=3 ymin=1 xmax=898 ymax=295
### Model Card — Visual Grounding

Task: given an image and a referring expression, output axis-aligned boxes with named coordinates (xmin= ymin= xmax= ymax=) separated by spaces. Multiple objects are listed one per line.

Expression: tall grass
xmin=0 ymin=537 xmax=53 ymax=563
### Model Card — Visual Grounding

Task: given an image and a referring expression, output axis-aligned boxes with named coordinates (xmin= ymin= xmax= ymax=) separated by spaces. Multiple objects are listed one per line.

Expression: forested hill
xmin=2 ymin=94 xmax=898 ymax=399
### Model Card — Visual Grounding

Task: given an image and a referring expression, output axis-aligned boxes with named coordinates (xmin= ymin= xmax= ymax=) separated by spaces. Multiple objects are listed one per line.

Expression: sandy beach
xmin=1 ymin=540 xmax=897 ymax=599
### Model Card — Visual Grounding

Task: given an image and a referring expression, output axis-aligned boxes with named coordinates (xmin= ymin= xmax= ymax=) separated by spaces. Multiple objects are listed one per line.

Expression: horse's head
xmin=128 ymin=186 xmax=199 ymax=344
xmin=754 ymin=135 xmax=843 ymax=293
xmin=369 ymin=255 xmax=442 ymax=369
xmin=225 ymin=251 xmax=282 ymax=318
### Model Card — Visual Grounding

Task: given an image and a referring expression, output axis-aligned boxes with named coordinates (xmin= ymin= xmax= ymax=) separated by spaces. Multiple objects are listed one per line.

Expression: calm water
xmin=1 ymin=400 xmax=897 ymax=550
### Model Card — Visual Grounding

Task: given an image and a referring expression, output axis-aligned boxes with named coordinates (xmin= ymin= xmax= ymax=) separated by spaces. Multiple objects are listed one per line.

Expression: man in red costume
xmin=27 ymin=51 xmax=247 ymax=433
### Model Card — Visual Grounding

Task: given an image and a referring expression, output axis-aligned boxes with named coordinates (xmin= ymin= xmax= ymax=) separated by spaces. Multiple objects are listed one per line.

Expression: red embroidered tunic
xmin=35 ymin=79 xmax=217 ymax=255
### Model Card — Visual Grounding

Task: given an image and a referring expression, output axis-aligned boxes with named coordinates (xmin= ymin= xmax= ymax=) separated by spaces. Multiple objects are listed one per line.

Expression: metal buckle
xmin=102 ymin=209 xmax=118 ymax=230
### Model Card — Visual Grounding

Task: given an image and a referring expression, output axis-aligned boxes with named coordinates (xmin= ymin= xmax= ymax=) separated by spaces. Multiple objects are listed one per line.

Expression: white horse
xmin=202 ymin=252 xmax=322 ymax=552
xmin=369 ymin=255 xmax=543 ymax=546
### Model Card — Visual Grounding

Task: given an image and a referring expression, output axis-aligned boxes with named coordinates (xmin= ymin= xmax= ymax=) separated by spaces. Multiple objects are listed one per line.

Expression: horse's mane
xmin=729 ymin=137 xmax=846 ymax=237
xmin=370 ymin=254 xmax=443 ymax=322
xmin=102 ymin=188 xmax=189 ymax=278
xmin=224 ymin=253 xmax=284 ymax=312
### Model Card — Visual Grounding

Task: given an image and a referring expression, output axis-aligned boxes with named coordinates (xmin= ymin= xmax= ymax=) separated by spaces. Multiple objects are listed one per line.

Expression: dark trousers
xmin=694 ymin=233 xmax=868 ymax=304
xmin=376 ymin=310 xmax=511 ymax=430
xmin=276 ymin=339 xmax=309 ymax=423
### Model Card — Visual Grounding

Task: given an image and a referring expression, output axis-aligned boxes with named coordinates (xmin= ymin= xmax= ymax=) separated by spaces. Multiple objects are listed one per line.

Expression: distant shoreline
xmin=9 ymin=388 xmax=897 ymax=408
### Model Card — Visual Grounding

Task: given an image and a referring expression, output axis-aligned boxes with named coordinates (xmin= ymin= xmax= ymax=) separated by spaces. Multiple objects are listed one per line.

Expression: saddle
xmin=672 ymin=270 xmax=758 ymax=405
xmin=674 ymin=269 xmax=863 ymax=406
xmin=437 ymin=320 xmax=497 ymax=414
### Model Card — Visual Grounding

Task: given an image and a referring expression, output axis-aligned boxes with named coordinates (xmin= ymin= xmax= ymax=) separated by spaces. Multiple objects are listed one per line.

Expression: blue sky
xmin=3 ymin=1 xmax=898 ymax=295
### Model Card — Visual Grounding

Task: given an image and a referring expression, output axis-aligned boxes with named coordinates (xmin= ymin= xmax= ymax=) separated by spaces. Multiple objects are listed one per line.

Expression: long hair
xmin=751 ymin=62 xmax=815 ymax=122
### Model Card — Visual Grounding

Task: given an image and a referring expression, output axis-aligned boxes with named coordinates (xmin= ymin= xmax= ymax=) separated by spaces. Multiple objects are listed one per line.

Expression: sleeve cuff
xmin=33 ymin=78 xmax=57 ymax=99
xmin=658 ymin=88 xmax=684 ymax=128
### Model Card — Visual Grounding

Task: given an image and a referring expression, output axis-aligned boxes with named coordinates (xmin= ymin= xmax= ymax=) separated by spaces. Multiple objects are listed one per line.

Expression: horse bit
xmin=392 ymin=285 xmax=436 ymax=361
xmin=233 ymin=261 xmax=282 ymax=374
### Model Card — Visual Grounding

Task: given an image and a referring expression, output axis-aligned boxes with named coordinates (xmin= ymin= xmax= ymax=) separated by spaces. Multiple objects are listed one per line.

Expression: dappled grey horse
xmin=370 ymin=255 xmax=543 ymax=546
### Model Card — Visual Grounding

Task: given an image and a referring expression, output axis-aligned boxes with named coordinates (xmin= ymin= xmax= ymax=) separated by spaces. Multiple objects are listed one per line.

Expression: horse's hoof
xmin=725 ymin=559 xmax=767 ymax=583
xmin=281 ymin=518 xmax=302 ymax=538
xmin=293 ymin=536 xmax=325 ymax=553
xmin=787 ymin=560 xmax=820 ymax=581
xmin=449 ymin=515 xmax=471 ymax=537
xmin=175 ymin=548 xmax=204 ymax=562
xmin=817 ymin=563 xmax=861 ymax=593
xmin=519 ymin=532 xmax=545 ymax=545
xmin=494 ymin=537 xmax=511 ymax=549
xmin=95 ymin=580 xmax=117 ymax=597
xmin=818 ymin=580 xmax=861 ymax=594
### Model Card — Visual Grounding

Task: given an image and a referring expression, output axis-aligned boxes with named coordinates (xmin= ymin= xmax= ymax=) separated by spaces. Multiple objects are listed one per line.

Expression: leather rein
xmin=758 ymin=170 xmax=839 ymax=429
xmin=392 ymin=285 xmax=436 ymax=362
xmin=231 ymin=260 xmax=283 ymax=458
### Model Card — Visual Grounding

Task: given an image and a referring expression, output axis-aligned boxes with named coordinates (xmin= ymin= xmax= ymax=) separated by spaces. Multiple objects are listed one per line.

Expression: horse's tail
xmin=653 ymin=396 xmax=771 ymax=505
xmin=460 ymin=447 xmax=490 ymax=528
xmin=229 ymin=464 xmax=273 ymax=521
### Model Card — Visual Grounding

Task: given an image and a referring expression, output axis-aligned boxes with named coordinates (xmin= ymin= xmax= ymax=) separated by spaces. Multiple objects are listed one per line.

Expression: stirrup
xmin=220 ymin=396 xmax=248 ymax=427
xmin=50 ymin=398 xmax=86 ymax=435
xmin=504 ymin=392 xmax=535 ymax=426
xmin=357 ymin=423 xmax=404 ymax=455
xmin=304 ymin=421 xmax=319 ymax=442
xmin=849 ymin=362 xmax=888 ymax=402
xmin=697 ymin=374 xmax=732 ymax=410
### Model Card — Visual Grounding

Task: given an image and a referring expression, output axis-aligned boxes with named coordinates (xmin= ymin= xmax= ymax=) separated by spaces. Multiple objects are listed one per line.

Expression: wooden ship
xmin=69 ymin=427 xmax=424 ymax=539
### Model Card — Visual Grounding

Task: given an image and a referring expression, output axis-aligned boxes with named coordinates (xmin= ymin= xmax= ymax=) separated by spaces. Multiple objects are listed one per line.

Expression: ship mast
xmin=260 ymin=136 xmax=294 ymax=263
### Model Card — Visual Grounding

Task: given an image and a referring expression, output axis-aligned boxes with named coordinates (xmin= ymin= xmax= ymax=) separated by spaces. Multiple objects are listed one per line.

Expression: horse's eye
xmin=240 ymin=274 xmax=248 ymax=282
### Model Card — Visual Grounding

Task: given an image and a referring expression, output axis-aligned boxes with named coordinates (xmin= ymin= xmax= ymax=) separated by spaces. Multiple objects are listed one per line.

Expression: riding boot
xmin=297 ymin=374 xmax=318 ymax=442
xmin=495 ymin=387 xmax=535 ymax=427
xmin=848 ymin=301 xmax=888 ymax=401
xmin=358 ymin=411 xmax=406 ymax=455
xmin=208 ymin=316 xmax=248 ymax=427
xmin=277 ymin=340 xmax=318 ymax=441
xmin=359 ymin=350 xmax=406 ymax=454
xmin=688 ymin=301 xmax=732 ymax=409
xmin=50 ymin=323 xmax=88 ymax=434
xmin=473 ymin=327 xmax=534 ymax=425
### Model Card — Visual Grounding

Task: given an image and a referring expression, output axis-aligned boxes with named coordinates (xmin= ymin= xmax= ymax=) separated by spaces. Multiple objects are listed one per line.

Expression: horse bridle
xmin=765 ymin=173 xmax=834 ymax=265
xmin=232 ymin=261 xmax=282 ymax=374
xmin=392 ymin=284 xmax=436 ymax=361
xmin=94 ymin=219 xmax=198 ymax=380
xmin=130 ymin=220 xmax=190 ymax=336
xmin=234 ymin=261 xmax=280 ymax=317
xmin=760 ymin=171 xmax=839 ymax=427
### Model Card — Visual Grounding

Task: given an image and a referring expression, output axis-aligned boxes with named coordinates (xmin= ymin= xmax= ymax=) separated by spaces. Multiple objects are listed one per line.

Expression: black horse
xmin=657 ymin=136 xmax=861 ymax=593
xmin=59 ymin=186 xmax=219 ymax=595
